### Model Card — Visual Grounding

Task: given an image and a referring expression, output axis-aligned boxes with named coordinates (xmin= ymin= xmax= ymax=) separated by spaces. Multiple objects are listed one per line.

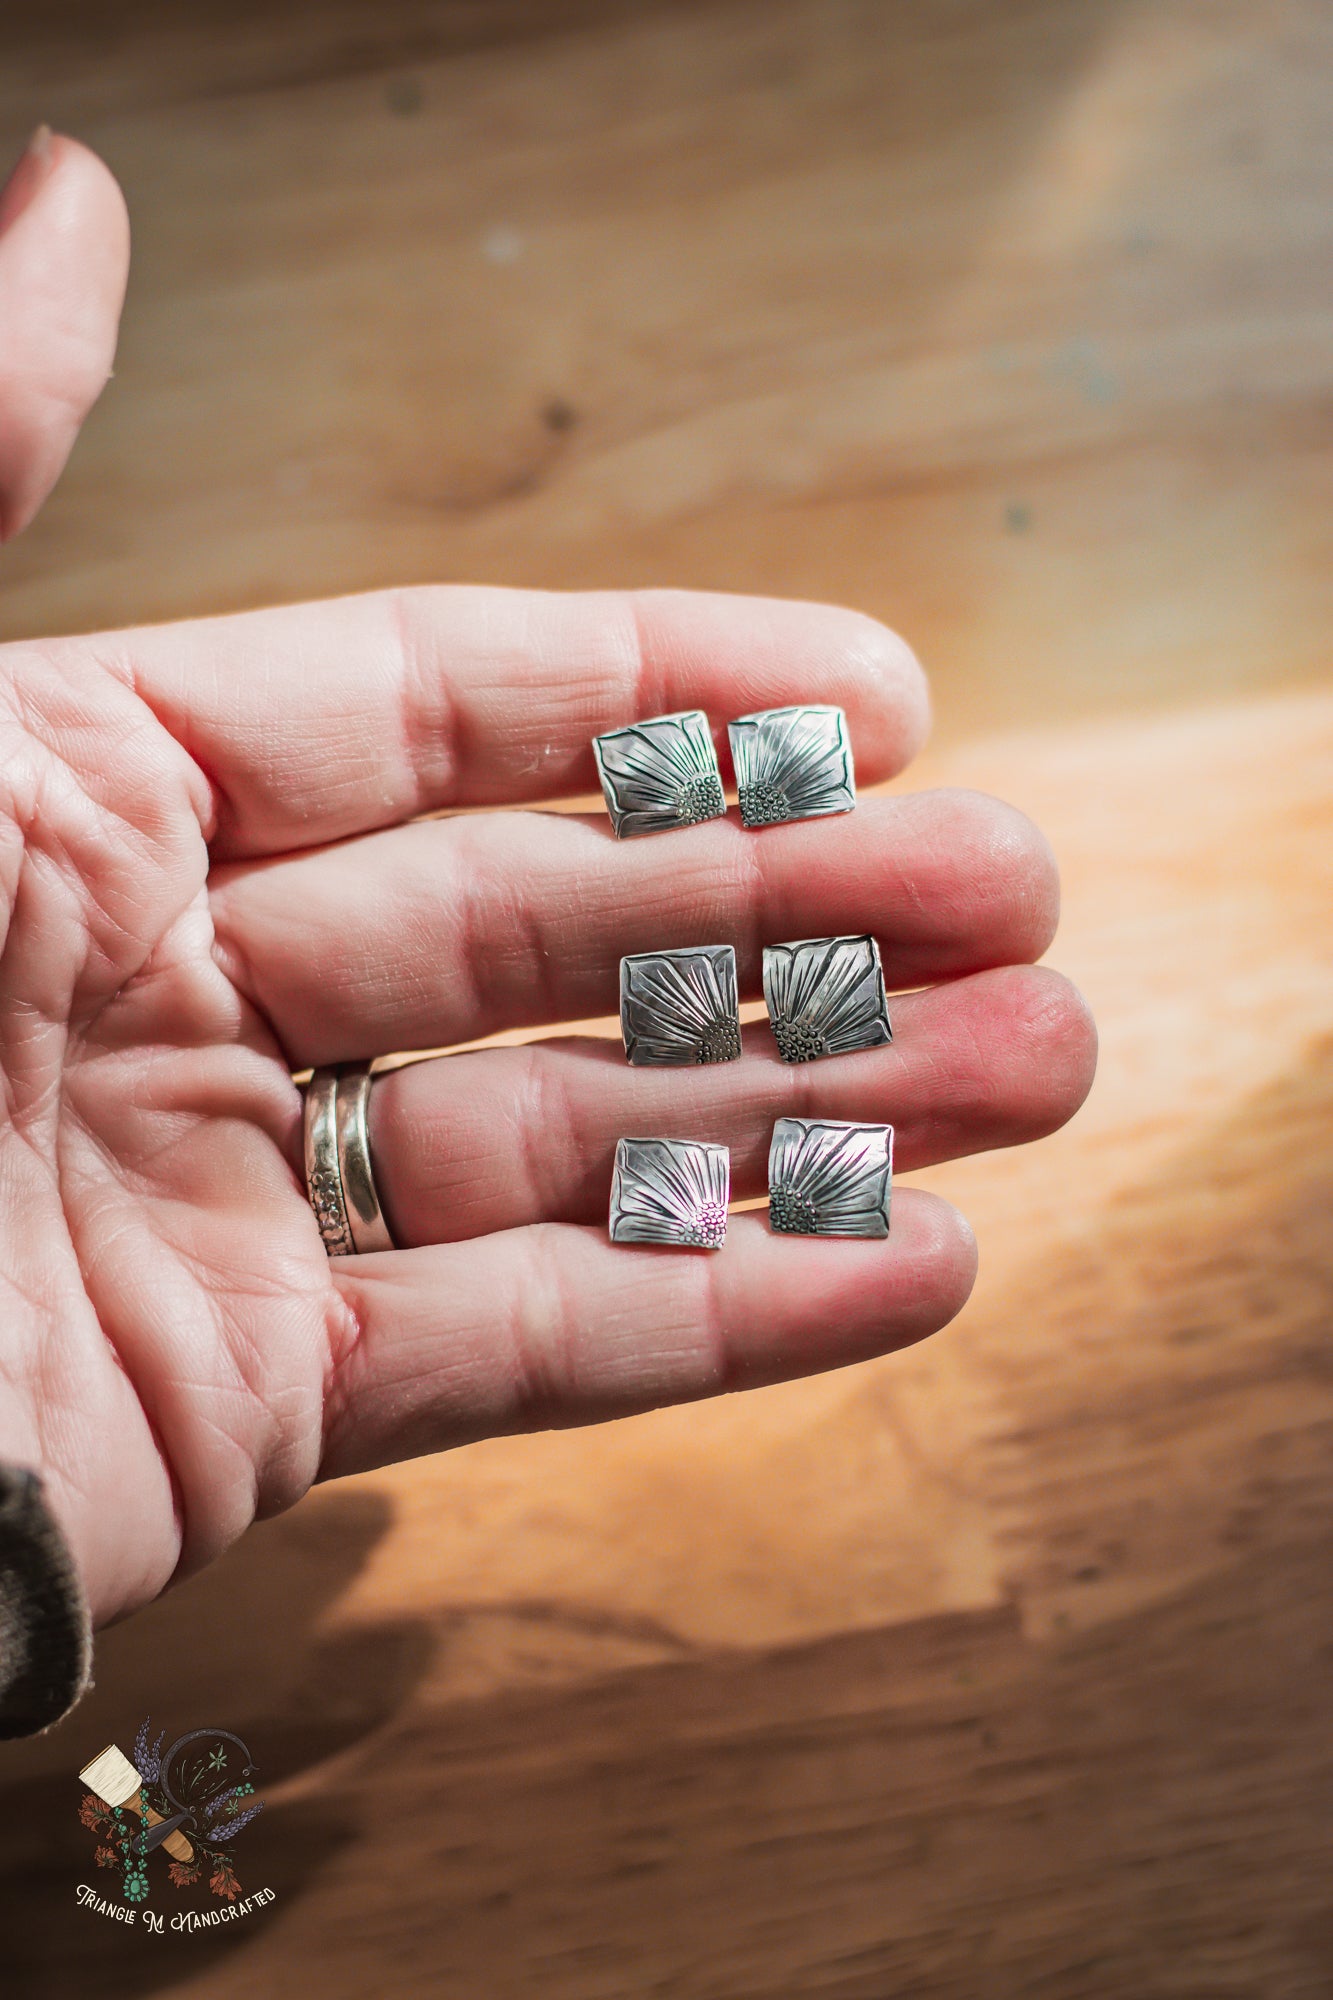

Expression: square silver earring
xmin=762 ymin=934 xmax=892 ymax=1062
xmin=767 ymin=1119 xmax=892 ymax=1238
xmin=593 ymin=710 xmax=726 ymax=838
xmin=727 ymin=705 xmax=854 ymax=829
xmin=620 ymin=945 xmax=742 ymax=1066
xmin=610 ymin=1137 xmax=731 ymax=1249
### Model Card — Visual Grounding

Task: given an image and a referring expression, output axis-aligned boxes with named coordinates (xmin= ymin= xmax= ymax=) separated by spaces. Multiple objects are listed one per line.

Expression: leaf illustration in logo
xmin=210 ymin=1854 xmax=241 ymax=1902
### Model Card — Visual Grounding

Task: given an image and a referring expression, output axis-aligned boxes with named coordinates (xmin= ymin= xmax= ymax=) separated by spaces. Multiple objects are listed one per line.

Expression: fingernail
xmin=0 ymin=125 xmax=55 ymax=237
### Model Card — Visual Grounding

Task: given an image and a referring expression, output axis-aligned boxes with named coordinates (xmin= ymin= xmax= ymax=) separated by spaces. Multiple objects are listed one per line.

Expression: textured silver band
xmin=303 ymin=1068 xmax=355 ymax=1257
xmin=303 ymin=1065 xmax=395 ymax=1257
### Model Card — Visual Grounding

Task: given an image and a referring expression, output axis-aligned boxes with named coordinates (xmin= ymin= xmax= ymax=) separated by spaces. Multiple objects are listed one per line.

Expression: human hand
xmin=0 ymin=135 xmax=1095 ymax=1632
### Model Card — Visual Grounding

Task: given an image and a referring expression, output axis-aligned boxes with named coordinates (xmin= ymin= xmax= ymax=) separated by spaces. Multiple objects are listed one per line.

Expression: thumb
xmin=0 ymin=128 xmax=130 ymax=543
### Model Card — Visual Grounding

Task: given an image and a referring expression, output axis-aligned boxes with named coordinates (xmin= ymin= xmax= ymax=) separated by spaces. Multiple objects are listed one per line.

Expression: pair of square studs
xmin=594 ymin=705 xmax=854 ymax=836
xmin=621 ymin=934 xmax=892 ymax=1066
xmin=609 ymin=1121 xmax=894 ymax=1250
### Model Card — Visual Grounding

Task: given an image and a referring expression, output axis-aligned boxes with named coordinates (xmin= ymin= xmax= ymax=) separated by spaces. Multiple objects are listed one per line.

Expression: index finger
xmin=93 ymin=585 xmax=928 ymax=858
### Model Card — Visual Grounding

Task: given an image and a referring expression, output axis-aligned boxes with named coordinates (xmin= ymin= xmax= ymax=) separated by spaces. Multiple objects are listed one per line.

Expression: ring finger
xmin=363 ymin=965 xmax=1095 ymax=1245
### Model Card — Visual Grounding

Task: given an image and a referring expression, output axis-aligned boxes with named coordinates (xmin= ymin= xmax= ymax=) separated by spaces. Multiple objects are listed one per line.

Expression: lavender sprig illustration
xmin=133 ymin=1717 xmax=165 ymax=1785
xmin=201 ymin=1778 xmax=263 ymax=1844
xmin=208 ymin=1799 xmax=264 ymax=1842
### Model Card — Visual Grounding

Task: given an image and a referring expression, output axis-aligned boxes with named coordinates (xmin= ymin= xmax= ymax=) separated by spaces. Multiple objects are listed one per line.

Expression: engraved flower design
xmin=620 ymin=945 xmax=741 ymax=1066
xmin=593 ymin=710 xmax=727 ymax=838
xmin=762 ymin=934 xmax=891 ymax=1062
xmin=610 ymin=1138 xmax=731 ymax=1249
xmin=767 ymin=1118 xmax=892 ymax=1238
xmin=727 ymin=705 xmax=855 ymax=829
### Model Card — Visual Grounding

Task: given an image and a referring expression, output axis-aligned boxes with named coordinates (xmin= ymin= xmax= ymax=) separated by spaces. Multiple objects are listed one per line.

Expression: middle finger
xmin=210 ymin=788 xmax=1057 ymax=1067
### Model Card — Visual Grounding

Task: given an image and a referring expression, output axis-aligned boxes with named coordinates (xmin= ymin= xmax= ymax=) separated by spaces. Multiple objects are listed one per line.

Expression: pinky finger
xmin=317 ymin=1194 xmax=977 ymax=1481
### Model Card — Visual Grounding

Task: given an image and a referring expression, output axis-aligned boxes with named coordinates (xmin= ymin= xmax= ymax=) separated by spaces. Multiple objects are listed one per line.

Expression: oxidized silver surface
xmin=620 ymin=945 xmax=742 ymax=1066
xmin=767 ymin=1118 xmax=893 ymax=1238
xmin=609 ymin=1138 xmax=731 ymax=1249
xmin=727 ymin=704 xmax=855 ymax=829
xmin=593 ymin=710 xmax=727 ymax=838
xmin=762 ymin=933 xmax=892 ymax=1063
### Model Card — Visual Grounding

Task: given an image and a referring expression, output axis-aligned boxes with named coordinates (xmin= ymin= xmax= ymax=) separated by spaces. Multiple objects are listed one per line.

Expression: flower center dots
xmin=773 ymin=1018 xmax=827 ymax=1063
xmin=739 ymin=781 xmax=789 ymax=828
xmin=675 ymin=774 xmax=725 ymax=824
xmin=769 ymin=1187 xmax=819 ymax=1234
xmin=696 ymin=1017 xmax=742 ymax=1063
xmin=686 ymin=1202 xmax=728 ymax=1248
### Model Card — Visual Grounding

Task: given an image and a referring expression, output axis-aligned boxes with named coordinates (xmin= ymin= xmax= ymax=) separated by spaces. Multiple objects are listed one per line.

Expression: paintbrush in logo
xmin=80 ymin=1744 xmax=196 ymax=1860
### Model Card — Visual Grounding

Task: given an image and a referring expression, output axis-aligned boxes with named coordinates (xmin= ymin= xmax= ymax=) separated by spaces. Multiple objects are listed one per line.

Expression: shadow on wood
xmin=5 ymin=1031 xmax=1330 ymax=1997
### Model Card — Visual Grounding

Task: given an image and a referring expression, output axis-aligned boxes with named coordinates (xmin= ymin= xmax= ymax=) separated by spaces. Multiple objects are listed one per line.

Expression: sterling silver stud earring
xmin=593 ymin=711 xmax=727 ymax=837
xmin=767 ymin=1118 xmax=893 ymax=1238
xmin=727 ymin=705 xmax=855 ymax=829
xmin=620 ymin=945 xmax=742 ymax=1066
xmin=762 ymin=934 xmax=892 ymax=1062
xmin=610 ymin=1137 xmax=731 ymax=1248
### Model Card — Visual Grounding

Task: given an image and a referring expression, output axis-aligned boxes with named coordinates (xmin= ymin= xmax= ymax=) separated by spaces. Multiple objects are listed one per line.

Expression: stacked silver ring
xmin=302 ymin=1065 xmax=395 ymax=1257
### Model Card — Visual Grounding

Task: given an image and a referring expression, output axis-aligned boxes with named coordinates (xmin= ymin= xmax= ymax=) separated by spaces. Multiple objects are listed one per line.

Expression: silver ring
xmin=303 ymin=1065 xmax=395 ymax=1257
xmin=334 ymin=1066 xmax=395 ymax=1253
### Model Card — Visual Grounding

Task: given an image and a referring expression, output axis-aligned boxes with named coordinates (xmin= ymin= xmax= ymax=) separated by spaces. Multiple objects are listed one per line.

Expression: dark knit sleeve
xmin=0 ymin=1460 xmax=92 ymax=1738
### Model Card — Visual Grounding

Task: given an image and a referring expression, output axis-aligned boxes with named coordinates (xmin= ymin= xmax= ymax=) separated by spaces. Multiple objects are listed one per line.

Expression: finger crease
xmin=389 ymin=586 xmax=464 ymax=815
xmin=507 ymin=1231 xmax=579 ymax=1418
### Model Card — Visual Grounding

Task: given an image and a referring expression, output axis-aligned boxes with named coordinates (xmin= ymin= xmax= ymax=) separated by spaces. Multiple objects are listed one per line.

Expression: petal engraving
xmin=621 ymin=945 xmax=742 ymax=1066
xmin=610 ymin=1138 xmax=731 ymax=1249
xmin=593 ymin=711 xmax=727 ymax=838
xmin=727 ymin=706 xmax=855 ymax=829
xmin=767 ymin=1118 xmax=892 ymax=1238
xmin=762 ymin=934 xmax=892 ymax=1062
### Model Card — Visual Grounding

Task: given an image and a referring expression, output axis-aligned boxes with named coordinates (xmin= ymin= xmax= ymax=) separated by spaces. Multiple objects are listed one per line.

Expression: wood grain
xmin=0 ymin=0 xmax=1330 ymax=741
xmin=0 ymin=4 xmax=1330 ymax=1997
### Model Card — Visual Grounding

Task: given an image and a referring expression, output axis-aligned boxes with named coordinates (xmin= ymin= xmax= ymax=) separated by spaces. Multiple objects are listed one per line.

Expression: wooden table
xmin=1 ymin=4 xmax=1331 ymax=1995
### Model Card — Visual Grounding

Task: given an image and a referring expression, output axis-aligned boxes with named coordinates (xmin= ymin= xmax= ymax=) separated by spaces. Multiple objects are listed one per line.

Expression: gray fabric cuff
xmin=0 ymin=1459 xmax=92 ymax=1738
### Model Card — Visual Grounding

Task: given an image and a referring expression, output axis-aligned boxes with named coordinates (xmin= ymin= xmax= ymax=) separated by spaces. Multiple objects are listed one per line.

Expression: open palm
xmin=0 ymin=137 xmax=1094 ymax=1635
